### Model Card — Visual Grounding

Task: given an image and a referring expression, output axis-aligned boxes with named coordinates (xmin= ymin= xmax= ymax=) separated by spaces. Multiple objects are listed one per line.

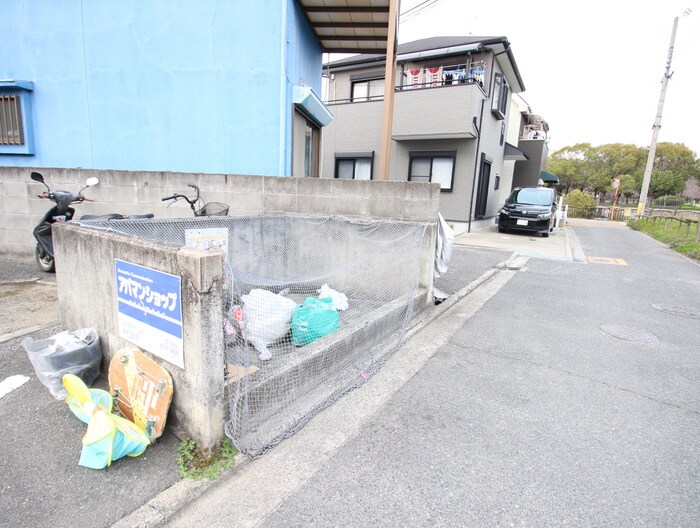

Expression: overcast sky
xmin=395 ymin=0 xmax=700 ymax=155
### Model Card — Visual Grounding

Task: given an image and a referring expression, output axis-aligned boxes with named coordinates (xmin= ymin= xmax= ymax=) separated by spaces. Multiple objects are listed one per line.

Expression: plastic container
xmin=22 ymin=328 xmax=102 ymax=400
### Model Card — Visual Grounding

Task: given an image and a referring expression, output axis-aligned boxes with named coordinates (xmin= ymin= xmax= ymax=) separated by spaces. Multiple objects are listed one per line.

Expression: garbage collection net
xmin=76 ymin=214 xmax=428 ymax=456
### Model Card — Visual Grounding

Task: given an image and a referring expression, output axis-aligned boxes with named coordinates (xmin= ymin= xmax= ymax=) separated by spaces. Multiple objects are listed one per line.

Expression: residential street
xmin=169 ymin=221 xmax=700 ymax=527
xmin=2 ymin=221 xmax=698 ymax=528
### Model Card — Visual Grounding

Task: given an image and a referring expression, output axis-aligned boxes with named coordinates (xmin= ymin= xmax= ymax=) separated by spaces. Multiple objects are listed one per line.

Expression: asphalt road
xmin=170 ymin=222 xmax=700 ymax=527
xmin=0 ymin=258 xmax=181 ymax=528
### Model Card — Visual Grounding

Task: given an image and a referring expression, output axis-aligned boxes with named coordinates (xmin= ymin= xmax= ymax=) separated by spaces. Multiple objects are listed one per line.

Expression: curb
xmin=405 ymin=251 xmax=518 ymax=342
xmin=112 ymin=256 xmax=518 ymax=527
xmin=0 ymin=321 xmax=61 ymax=345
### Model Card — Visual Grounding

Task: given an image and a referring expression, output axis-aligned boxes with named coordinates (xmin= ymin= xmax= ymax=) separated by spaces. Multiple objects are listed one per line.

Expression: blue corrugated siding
xmin=0 ymin=0 xmax=324 ymax=176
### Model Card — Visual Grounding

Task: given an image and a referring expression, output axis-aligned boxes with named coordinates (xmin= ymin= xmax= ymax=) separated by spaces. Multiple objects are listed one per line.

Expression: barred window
xmin=0 ymin=81 xmax=33 ymax=155
xmin=0 ymin=95 xmax=24 ymax=145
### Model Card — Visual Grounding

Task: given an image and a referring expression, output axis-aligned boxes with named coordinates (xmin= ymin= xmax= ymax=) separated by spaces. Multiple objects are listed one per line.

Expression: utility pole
xmin=378 ymin=0 xmax=399 ymax=181
xmin=637 ymin=17 xmax=679 ymax=216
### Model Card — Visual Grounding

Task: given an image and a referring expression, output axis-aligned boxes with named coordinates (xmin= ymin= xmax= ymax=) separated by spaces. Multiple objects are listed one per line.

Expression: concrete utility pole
xmin=637 ymin=17 xmax=679 ymax=216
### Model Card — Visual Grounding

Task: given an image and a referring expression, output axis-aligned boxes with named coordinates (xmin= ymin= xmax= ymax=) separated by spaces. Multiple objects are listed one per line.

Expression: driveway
xmin=454 ymin=218 xmax=626 ymax=263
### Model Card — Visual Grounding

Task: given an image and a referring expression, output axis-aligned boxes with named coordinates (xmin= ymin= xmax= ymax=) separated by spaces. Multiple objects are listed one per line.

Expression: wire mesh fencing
xmin=76 ymin=213 xmax=429 ymax=456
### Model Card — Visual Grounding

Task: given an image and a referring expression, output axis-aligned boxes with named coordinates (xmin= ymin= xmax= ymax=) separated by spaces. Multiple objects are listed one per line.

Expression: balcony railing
xmin=326 ymin=61 xmax=487 ymax=105
xmin=400 ymin=61 xmax=486 ymax=91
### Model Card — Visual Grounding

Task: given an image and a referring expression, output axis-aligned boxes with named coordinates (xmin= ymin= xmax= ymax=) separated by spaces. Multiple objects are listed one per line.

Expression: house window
xmin=351 ymin=78 xmax=384 ymax=102
xmin=491 ymin=73 xmax=509 ymax=120
xmin=0 ymin=81 xmax=34 ymax=155
xmin=303 ymin=120 xmax=320 ymax=177
xmin=335 ymin=152 xmax=374 ymax=180
xmin=408 ymin=152 xmax=455 ymax=191
xmin=0 ymin=95 xmax=24 ymax=145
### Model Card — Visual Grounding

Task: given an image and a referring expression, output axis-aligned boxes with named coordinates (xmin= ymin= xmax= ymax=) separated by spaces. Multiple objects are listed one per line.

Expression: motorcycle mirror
xmin=30 ymin=171 xmax=50 ymax=191
xmin=30 ymin=171 xmax=45 ymax=183
xmin=85 ymin=177 xmax=99 ymax=187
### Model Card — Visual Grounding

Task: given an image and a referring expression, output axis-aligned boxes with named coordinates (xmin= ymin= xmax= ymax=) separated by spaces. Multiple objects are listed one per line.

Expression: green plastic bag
xmin=292 ymin=297 xmax=340 ymax=346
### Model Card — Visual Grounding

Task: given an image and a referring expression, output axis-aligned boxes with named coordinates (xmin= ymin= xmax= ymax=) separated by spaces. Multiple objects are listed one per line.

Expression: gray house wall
xmin=513 ymin=139 xmax=549 ymax=188
xmin=321 ymin=100 xmax=384 ymax=180
xmin=393 ymin=139 xmax=476 ymax=223
xmin=323 ymin=49 xmax=514 ymax=232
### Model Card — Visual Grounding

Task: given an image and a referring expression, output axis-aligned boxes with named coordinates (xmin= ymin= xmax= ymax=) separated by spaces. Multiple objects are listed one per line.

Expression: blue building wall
xmin=283 ymin=0 xmax=324 ymax=176
xmin=0 ymin=0 xmax=323 ymax=176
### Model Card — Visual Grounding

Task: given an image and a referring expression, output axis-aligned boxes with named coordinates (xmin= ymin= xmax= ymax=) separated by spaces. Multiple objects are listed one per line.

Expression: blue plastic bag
xmin=292 ymin=297 xmax=339 ymax=346
xmin=62 ymin=374 xmax=150 ymax=469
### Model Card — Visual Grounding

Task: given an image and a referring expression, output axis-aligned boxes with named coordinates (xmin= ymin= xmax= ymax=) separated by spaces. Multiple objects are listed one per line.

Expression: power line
xmin=400 ymin=0 xmax=436 ymax=17
xmin=400 ymin=0 xmax=441 ymax=23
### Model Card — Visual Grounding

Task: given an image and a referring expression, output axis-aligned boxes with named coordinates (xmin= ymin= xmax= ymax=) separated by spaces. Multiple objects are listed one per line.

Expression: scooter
xmin=30 ymin=171 xmax=99 ymax=273
xmin=29 ymin=171 xmax=154 ymax=273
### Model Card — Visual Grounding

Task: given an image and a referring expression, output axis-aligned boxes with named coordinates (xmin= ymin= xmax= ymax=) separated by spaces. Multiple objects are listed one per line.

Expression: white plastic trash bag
xmin=22 ymin=328 xmax=102 ymax=400
xmin=434 ymin=213 xmax=454 ymax=278
xmin=317 ymin=284 xmax=349 ymax=311
xmin=240 ymin=289 xmax=297 ymax=361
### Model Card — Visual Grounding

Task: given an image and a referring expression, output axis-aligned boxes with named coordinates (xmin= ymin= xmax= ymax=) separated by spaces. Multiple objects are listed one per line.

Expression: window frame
xmin=0 ymin=80 xmax=34 ymax=155
xmin=491 ymin=73 xmax=509 ymax=120
xmin=407 ymin=150 xmax=456 ymax=192
xmin=351 ymin=78 xmax=385 ymax=102
xmin=334 ymin=151 xmax=375 ymax=180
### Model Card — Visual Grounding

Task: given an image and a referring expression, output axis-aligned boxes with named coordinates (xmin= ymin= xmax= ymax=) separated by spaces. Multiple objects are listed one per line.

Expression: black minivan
xmin=497 ymin=187 xmax=558 ymax=237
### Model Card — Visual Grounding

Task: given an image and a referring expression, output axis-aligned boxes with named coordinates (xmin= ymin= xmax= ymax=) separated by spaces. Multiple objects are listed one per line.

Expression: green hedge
xmin=565 ymin=190 xmax=597 ymax=218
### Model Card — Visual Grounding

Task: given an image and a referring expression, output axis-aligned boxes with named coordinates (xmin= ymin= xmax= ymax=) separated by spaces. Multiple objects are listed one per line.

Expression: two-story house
xmin=322 ymin=36 xmax=527 ymax=232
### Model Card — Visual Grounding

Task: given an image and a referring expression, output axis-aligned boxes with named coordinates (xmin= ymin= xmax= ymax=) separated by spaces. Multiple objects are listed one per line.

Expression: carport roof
xmin=298 ymin=0 xmax=391 ymax=54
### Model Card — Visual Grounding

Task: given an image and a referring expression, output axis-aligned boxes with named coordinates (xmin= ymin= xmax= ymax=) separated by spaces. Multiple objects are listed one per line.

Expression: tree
xmin=653 ymin=143 xmax=698 ymax=180
xmin=586 ymin=172 xmax=611 ymax=198
xmin=618 ymin=174 xmax=637 ymax=204
xmin=564 ymin=189 xmax=596 ymax=218
xmin=684 ymin=178 xmax=700 ymax=205
xmin=597 ymin=143 xmax=646 ymax=181
xmin=548 ymin=142 xmax=699 ymax=204
xmin=649 ymin=170 xmax=685 ymax=199
xmin=547 ymin=144 xmax=595 ymax=193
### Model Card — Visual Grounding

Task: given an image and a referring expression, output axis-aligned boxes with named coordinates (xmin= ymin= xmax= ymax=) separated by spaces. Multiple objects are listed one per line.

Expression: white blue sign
xmin=115 ymin=259 xmax=184 ymax=368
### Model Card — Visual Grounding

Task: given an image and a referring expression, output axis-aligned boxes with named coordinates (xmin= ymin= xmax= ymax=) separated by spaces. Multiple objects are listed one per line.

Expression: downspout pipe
xmin=467 ymin=102 xmax=484 ymax=233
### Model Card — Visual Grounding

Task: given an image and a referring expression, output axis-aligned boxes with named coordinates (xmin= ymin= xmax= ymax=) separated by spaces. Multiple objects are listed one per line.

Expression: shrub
xmin=565 ymin=189 xmax=596 ymax=218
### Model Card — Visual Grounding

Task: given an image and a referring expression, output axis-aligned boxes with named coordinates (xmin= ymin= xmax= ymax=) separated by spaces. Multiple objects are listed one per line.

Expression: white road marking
xmin=0 ymin=375 xmax=30 ymax=399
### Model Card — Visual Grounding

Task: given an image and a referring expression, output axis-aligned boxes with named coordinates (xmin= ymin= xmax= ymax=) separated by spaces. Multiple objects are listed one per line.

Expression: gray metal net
xmin=76 ymin=214 xmax=428 ymax=456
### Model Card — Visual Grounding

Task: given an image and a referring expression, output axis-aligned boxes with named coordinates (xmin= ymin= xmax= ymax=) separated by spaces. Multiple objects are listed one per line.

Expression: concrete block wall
xmin=0 ymin=166 xmax=440 ymax=258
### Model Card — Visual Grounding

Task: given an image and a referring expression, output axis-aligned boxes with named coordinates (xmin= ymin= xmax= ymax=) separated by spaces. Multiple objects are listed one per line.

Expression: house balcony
xmin=326 ymin=80 xmax=485 ymax=143
xmin=392 ymin=81 xmax=484 ymax=141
